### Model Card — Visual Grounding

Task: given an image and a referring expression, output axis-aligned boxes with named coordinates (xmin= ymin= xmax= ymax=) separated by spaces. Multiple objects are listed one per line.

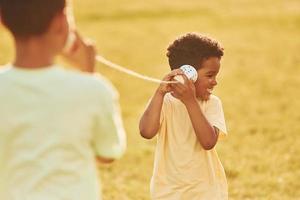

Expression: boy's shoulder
xmin=208 ymin=94 xmax=221 ymax=103
xmin=58 ymin=66 xmax=118 ymax=98
xmin=0 ymin=64 xmax=118 ymax=99
xmin=204 ymin=95 xmax=225 ymax=114
xmin=205 ymin=94 xmax=222 ymax=107
xmin=0 ymin=65 xmax=13 ymax=76
xmin=0 ymin=65 xmax=18 ymax=84
xmin=0 ymin=66 xmax=9 ymax=72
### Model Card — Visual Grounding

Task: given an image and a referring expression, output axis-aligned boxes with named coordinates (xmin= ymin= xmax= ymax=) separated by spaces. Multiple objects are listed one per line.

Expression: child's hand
xmin=61 ymin=31 xmax=96 ymax=73
xmin=157 ymin=69 xmax=184 ymax=96
xmin=170 ymin=74 xmax=197 ymax=104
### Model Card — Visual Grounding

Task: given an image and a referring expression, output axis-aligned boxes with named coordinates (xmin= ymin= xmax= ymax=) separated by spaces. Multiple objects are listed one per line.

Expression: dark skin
xmin=139 ymin=57 xmax=221 ymax=150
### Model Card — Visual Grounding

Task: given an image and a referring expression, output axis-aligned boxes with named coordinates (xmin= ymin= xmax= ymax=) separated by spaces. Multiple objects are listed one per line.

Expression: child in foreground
xmin=0 ymin=0 xmax=126 ymax=199
xmin=139 ymin=33 xmax=228 ymax=200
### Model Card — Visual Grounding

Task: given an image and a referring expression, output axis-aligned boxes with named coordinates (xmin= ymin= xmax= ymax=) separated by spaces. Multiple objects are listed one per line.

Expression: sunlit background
xmin=1 ymin=0 xmax=299 ymax=199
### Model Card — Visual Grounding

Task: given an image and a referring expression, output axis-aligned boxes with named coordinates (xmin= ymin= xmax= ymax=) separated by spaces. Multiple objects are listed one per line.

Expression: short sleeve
xmin=91 ymin=75 xmax=126 ymax=159
xmin=205 ymin=95 xmax=227 ymax=138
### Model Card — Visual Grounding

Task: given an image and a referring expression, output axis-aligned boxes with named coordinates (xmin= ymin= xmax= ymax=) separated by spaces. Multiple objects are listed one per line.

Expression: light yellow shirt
xmin=0 ymin=65 xmax=126 ymax=200
xmin=150 ymin=93 xmax=228 ymax=200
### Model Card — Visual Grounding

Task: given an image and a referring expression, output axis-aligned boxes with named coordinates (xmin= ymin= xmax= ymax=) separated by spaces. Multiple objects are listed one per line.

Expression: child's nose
xmin=211 ymin=79 xmax=217 ymax=86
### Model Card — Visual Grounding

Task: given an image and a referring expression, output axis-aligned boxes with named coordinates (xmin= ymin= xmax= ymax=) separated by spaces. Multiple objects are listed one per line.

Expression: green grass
xmin=1 ymin=0 xmax=300 ymax=199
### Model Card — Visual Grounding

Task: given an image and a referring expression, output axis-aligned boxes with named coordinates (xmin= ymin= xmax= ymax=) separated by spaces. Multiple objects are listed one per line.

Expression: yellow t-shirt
xmin=0 ymin=65 xmax=126 ymax=200
xmin=150 ymin=93 xmax=228 ymax=200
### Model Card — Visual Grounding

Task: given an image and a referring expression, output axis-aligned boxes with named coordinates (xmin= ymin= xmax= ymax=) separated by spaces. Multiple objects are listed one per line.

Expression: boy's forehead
xmin=199 ymin=57 xmax=221 ymax=72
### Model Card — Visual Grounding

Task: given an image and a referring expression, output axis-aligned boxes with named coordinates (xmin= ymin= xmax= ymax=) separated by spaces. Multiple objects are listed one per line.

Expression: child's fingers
xmin=171 ymin=82 xmax=184 ymax=91
xmin=170 ymin=83 xmax=185 ymax=95
xmin=170 ymin=91 xmax=180 ymax=99
xmin=167 ymin=69 xmax=184 ymax=79
xmin=187 ymin=79 xmax=194 ymax=88
xmin=84 ymin=38 xmax=96 ymax=50
xmin=73 ymin=30 xmax=84 ymax=46
xmin=172 ymin=69 xmax=184 ymax=75
xmin=72 ymin=31 xmax=96 ymax=52
xmin=181 ymin=74 xmax=189 ymax=84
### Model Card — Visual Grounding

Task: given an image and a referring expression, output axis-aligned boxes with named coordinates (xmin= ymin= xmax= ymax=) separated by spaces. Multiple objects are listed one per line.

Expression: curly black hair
xmin=166 ymin=33 xmax=224 ymax=70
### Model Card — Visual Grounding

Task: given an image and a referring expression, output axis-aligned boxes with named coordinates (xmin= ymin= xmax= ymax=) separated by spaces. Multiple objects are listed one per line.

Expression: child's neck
xmin=14 ymin=38 xmax=56 ymax=69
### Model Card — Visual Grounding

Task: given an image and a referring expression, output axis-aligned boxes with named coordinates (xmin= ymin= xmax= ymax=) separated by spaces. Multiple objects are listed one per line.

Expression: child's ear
xmin=48 ymin=10 xmax=68 ymax=36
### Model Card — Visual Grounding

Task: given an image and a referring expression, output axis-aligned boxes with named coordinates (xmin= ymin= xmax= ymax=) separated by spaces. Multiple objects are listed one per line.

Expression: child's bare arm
xmin=139 ymin=89 xmax=165 ymax=139
xmin=171 ymin=76 xmax=218 ymax=150
xmin=139 ymin=69 xmax=183 ymax=139
xmin=184 ymin=99 xmax=219 ymax=150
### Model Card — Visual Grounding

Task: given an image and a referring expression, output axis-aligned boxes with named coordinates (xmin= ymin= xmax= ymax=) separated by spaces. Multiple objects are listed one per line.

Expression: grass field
xmin=1 ymin=0 xmax=300 ymax=199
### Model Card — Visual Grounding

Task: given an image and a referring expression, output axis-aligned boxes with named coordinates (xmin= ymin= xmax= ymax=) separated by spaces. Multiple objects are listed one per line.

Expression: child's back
xmin=0 ymin=0 xmax=126 ymax=199
xmin=0 ymin=65 xmax=125 ymax=200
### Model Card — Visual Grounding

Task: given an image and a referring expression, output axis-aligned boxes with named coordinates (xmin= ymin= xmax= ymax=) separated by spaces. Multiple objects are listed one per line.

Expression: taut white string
xmin=95 ymin=55 xmax=177 ymax=84
xmin=66 ymin=2 xmax=175 ymax=84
